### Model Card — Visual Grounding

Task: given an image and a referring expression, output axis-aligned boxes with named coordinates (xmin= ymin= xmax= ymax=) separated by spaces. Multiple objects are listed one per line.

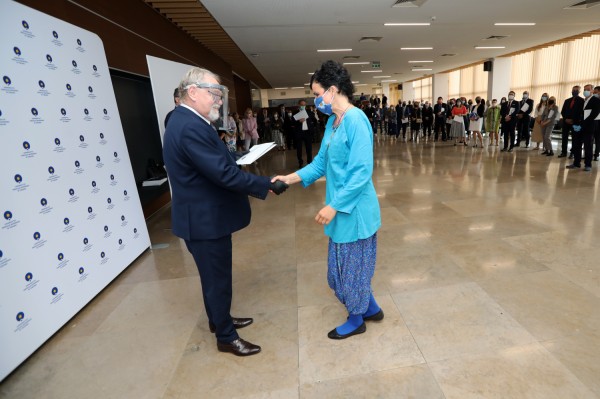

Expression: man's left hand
xmin=315 ymin=205 xmax=337 ymax=225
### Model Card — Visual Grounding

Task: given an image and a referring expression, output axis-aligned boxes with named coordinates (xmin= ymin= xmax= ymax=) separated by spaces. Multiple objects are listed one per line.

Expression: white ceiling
xmin=200 ymin=0 xmax=600 ymax=89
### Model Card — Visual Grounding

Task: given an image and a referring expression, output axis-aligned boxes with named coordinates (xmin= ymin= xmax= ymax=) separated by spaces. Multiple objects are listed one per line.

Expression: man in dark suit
xmin=500 ymin=91 xmax=520 ymax=152
xmin=566 ymin=84 xmax=600 ymax=171
xmin=593 ymin=86 xmax=600 ymax=162
xmin=162 ymin=68 xmax=287 ymax=356
xmin=559 ymin=85 xmax=585 ymax=158
xmin=422 ymin=101 xmax=434 ymax=140
xmin=515 ymin=91 xmax=534 ymax=147
xmin=433 ymin=97 xmax=447 ymax=141
xmin=293 ymin=99 xmax=316 ymax=167
xmin=163 ymin=87 xmax=180 ymax=128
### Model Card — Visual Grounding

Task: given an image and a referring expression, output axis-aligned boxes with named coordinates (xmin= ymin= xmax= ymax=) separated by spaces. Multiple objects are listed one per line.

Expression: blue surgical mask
xmin=583 ymin=90 xmax=591 ymax=97
xmin=299 ymin=105 xmax=305 ymax=111
xmin=314 ymin=89 xmax=334 ymax=116
xmin=541 ymin=96 xmax=548 ymax=101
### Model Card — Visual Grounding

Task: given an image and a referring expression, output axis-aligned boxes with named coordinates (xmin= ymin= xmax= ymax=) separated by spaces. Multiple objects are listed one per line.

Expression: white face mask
xmin=508 ymin=95 xmax=515 ymax=101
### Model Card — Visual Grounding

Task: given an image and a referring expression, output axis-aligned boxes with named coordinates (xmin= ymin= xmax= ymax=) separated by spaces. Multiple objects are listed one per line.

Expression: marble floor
xmin=2 ymin=135 xmax=600 ymax=399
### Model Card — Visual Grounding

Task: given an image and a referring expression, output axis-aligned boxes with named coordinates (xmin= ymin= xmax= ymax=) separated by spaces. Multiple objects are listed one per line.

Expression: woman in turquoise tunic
xmin=271 ymin=61 xmax=382 ymax=339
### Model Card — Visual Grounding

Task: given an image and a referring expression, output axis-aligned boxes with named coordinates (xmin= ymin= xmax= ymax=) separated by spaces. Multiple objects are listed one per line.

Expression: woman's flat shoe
xmin=327 ymin=322 xmax=366 ymax=340
xmin=363 ymin=309 xmax=384 ymax=322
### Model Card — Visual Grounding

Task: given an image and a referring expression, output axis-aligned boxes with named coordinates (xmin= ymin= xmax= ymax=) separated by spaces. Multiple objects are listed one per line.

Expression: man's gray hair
xmin=178 ymin=67 xmax=220 ymax=99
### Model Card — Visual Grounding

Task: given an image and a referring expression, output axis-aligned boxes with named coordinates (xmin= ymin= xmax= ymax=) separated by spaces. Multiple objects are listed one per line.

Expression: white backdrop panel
xmin=0 ymin=1 xmax=151 ymax=381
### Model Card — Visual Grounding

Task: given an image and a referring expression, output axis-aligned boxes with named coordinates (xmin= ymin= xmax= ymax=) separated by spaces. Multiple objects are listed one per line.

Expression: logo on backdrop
xmin=4 ymin=211 xmax=13 ymax=221
xmin=87 ymin=205 xmax=96 ymax=220
xmin=32 ymin=231 xmax=46 ymax=249
xmin=99 ymin=132 xmax=107 ymax=144
xmin=20 ymin=20 xmax=34 ymax=38
xmin=52 ymin=30 xmax=63 ymax=46
xmin=83 ymin=236 xmax=92 ymax=252
xmin=16 ymin=312 xmax=25 ymax=322
xmin=45 ymin=53 xmax=57 ymax=70
xmin=74 ymin=160 xmax=84 ymax=174
xmin=51 ymin=286 xmax=63 ymax=304
xmin=92 ymin=64 xmax=100 ymax=78
xmin=3 ymin=210 xmax=20 ymax=230
xmin=96 ymin=155 xmax=103 ymax=168
xmin=102 ymin=108 xmax=110 ymax=120
xmin=2 ymin=75 xmax=18 ymax=94
xmin=59 ymin=107 xmax=70 ymax=123
xmin=84 ymin=108 xmax=92 ymax=121
xmin=65 ymin=83 xmax=75 ymax=98
xmin=37 ymin=80 xmax=49 ymax=96
xmin=76 ymin=38 xmax=85 ymax=53
xmin=0 ymin=248 xmax=10 ymax=268
xmin=23 ymin=272 xmax=39 ymax=292
xmin=12 ymin=47 xmax=27 ymax=65
xmin=30 ymin=107 xmax=43 ymax=124
xmin=113 ymin=151 xmax=121 ymax=163
xmin=13 ymin=173 xmax=29 ymax=193
xmin=71 ymin=59 xmax=81 ymax=74
xmin=57 ymin=252 xmax=69 ymax=269
xmin=0 ymin=108 xmax=7 ymax=126
xmin=39 ymin=197 xmax=52 ymax=215
xmin=88 ymin=86 xmax=96 ymax=99
xmin=47 ymin=165 xmax=60 ymax=182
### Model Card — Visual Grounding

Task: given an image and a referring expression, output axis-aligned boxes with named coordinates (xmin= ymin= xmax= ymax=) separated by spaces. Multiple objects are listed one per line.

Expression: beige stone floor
xmin=2 ymin=136 xmax=600 ymax=399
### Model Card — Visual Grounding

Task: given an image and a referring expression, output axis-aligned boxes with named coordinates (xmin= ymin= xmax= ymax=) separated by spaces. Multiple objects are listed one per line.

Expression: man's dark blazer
xmin=162 ymin=106 xmax=270 ymax=241
xmin=517 ymin=98 xmax=534 ymax=117
xmin=582 ymin=96 xmax=600 ymax=131
xmin=561 ymin=95 xmax=585 ymax=125
xmin=501 ymin=99 xmax=521 ymax=125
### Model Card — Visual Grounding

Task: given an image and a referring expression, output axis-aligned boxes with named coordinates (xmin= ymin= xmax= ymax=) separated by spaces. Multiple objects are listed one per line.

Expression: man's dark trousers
xmin=185 ymin=236 xmax=237 ymax=343
xmin=502 ymin=120 xmax=517 ymax=150
xmin=561 ymin=122 xmax=574 ymax=156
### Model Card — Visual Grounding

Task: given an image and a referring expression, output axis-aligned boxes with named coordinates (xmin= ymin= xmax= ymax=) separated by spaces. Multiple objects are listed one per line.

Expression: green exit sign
xmin=371 ymin=61 xmax=381 ymax=69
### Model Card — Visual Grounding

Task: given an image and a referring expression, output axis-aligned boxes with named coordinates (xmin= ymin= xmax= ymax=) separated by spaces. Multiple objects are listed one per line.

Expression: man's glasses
xmin=184 ymin=82 xmax=228 ymax=102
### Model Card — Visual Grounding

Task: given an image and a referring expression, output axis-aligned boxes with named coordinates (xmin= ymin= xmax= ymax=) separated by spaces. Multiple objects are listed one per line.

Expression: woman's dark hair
xmin=310 ymin=60 xmax=355 ymax=98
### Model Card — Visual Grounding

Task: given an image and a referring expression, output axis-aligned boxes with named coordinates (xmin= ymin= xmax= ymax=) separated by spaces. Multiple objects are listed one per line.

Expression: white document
xmin=521 ymin=103 xmax=529 ymax=113
xmin=453 ymin=115 xmax=464 ymax=123
xmin=142 ymin=178 xmax=167 ymax=187
xmin=293 ymin=110 xmax=309 ymax=121
xmin=548 ymin=110 xmax=555 ymax=120
xmin=441 ymin=108 xmax=445 ymax=112
xmin=402 ymin=118 xmax=409 ymax=124
xmin=584 ymin=109 xmax=592 ymax=120
xmin=236 ymin=142 xmax=277 ymax=165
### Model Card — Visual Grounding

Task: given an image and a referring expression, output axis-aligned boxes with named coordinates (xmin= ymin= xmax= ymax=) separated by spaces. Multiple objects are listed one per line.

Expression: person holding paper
xmin=540 ymin=96 xmax=560 ymax=157
xmin=162 ymin=67 xmax=288 ymax=357
xmin=515 ymin=91 xmax=534 ymax=148
xmin=433 ymin=97 xmax=447 ymax=142
xmin=500 ymin=91 xmax=520 ymax=152
xmin=450 ymin=99 xmax=467 ymax=146
xmin=566 ymin=84 xmax=600 ymax=171
xmin=293 ymin=99 xmax=316 ymax=167
xmin=271 ymin=60 xmax=382 ymax=340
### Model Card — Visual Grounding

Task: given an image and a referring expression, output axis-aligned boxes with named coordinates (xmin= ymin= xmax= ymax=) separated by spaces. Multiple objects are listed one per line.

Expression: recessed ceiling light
xmin=381 ymin=79 xmax=398 ymax=82
xmin=373 ymin=76 xmax=391 ymax=78
xmin=291 ymin=86 xmax=304 ymax=89
xmin=384 ymin=23 xmax=430 ymax=26
xmin=343 ymin=62 xmax=370 ymax=65
xmin=409 ymin=60 xmax=433 ymax=63
xmin=475 ymin=46 xmax=506 ymax=49
xmin=412 ymin=68 xmax=432 ymax=71
xmin=274 ymin=87 xmax=288 ymax=90
xmin=351 ymin=81 xmax=359 ymax=83
xmin=355 ymin=84 xmax=368 ymax=86
xmin=494 ymin=23 xmax=535 ymax=26
xmin=308 ymin=72 xmax=314 ymax=75
xmin=401 ymin=47 xmax=433 ymax=50
xmin=361 ymin=70 xmax=383 ymax=73
xmin=304 ymin=83 xmax=310 ymax=85
xmin=317 ymin=48 xmax=352 ymax=52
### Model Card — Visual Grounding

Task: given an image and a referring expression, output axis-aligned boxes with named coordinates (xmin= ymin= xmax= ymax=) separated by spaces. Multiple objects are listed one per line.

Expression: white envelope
xmin=441 ymin=108 xmax=445 ymax=112
xmin=584 ymin=109 xmax=592 ymax=120
xmin=402 ymin=118 xmax=409 ymax=124
xmin=521 ymin=103 xmax=529 ymax=112
xmin=453 ymin=115 xmax=464 ymax=122
xmin=509 ymin=108 xmax=515 ymax=115
xmin=548 ymin=110 xmax=555 ymax=119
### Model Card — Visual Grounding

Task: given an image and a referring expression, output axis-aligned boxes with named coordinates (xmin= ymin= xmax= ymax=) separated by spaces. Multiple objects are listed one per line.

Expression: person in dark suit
xmin=293 ymin=99 xmax=316 ymax=167
xmin=433 ymin=97 xmax=447 ymax=141
xmin=559 ymin=85 xmax=585 ymax=158
xmin=515 ymin=91 xmax=534 ymax=147
xmin=500 ymin=91 xmax=520 ymax=152
xmin=162 ymin=67 xmax=287 ymax=357
xmin=163 ymin=87 xmax=180 ymax=128
xmin=593 ymin=86 xmax=600 ymax=161
xmin=566 ymin=84 xmax=600 ymax=171
xmin=422 ymin=101 xmax=434 ymax=140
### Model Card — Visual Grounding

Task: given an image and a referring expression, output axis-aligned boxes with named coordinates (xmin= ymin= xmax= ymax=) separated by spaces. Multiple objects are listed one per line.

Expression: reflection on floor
xmin=2 ymin=136 xmax=600 ymax=399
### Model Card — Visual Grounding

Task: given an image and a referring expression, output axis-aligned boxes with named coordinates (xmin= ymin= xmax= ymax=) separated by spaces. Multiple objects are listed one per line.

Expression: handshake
xmin=270 ymin=177 xmax=289 ymax=195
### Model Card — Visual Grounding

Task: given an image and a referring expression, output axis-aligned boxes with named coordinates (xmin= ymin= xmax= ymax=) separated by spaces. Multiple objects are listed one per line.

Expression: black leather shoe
xmin=327 ymin=322 xmax=366 ymax=340
xmin=217 ymin=338 xmax=261 ymax=356
xmin=557 ymin=153 xmax=567 ymax=158
xmin=363 ymin=309 xmax=384 ymax=322
xmin=569 ymin=153 xmax=574 ymax=159
xmin=209 ymin=317 xmax=253 ymax=333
